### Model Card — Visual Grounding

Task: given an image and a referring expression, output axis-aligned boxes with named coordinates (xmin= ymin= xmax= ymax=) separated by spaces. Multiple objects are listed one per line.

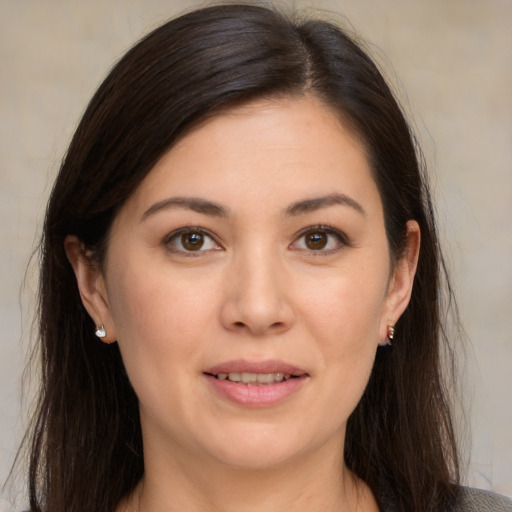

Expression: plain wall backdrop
xmin=1 ymin=0 xmax=511 ymax=509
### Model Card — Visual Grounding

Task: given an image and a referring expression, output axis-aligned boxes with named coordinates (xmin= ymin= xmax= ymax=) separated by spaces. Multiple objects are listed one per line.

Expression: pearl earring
xmin=95 ymin=325 xmax=106 ymax=338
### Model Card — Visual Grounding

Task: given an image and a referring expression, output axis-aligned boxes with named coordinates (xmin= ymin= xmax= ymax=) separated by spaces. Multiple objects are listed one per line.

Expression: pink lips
xmin=203 ymin=359 xmax=309 ymax=408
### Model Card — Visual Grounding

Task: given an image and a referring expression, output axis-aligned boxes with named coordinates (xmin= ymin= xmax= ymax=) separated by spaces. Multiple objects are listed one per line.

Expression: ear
xmin=64 ymin=235 xmax=117 ymax=343
xmin=379 ymin=220 xmax=421 ymax=343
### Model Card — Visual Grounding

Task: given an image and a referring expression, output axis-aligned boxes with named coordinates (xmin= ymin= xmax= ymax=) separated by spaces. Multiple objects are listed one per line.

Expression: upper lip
xmin=204 ymin=359 xmax=308 ymax=377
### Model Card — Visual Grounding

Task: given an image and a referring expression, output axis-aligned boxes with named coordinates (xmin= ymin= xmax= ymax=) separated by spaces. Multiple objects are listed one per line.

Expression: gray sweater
xmin=456 ymin=488 xmax=512 ymax=512
xmin=380 ymin=487 xmax=512 ymax=511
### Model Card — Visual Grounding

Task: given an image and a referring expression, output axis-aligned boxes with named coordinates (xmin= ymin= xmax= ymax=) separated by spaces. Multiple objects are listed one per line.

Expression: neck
xmin=120 ymin=435 xmax=377 ymax=512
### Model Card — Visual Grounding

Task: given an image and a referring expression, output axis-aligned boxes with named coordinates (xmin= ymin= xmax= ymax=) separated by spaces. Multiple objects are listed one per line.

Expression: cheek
xmin=105 ymin=255 xmax=218 ymax=390
xmin=105 ymin=264 xmax=224 ymax=440
xmin=108 ymin=246 xmax=214 ymax=334
xmin=295 ymin=267 xmax=387 ymax=412
xmin=299 ymin=268 xmax=388 ymax=350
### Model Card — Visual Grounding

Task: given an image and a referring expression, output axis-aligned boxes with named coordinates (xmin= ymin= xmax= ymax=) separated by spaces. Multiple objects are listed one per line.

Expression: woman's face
xmin=70 ymin=96 xmax=418 ymax=471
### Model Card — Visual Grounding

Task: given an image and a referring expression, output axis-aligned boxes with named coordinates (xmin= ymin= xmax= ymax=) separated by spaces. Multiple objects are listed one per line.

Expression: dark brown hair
xmin=27 ymin=4 xmax=460 ymax=511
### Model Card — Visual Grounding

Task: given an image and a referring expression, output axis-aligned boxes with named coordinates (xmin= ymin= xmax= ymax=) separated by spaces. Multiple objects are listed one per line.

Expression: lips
xmin=204 ymin=359 xmax=308 ymax=377
xmin=203 ymin=359 xmax=309 ymax=407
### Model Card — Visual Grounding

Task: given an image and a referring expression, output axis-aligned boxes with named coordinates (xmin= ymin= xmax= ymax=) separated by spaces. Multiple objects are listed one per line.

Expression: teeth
xmin=256 ymin=373 xmax=274 ymax=384
xmin=219 ymin=372 xmax=292 ymax=384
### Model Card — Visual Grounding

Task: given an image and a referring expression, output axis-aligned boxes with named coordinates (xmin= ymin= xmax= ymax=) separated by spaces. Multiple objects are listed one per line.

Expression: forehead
xmin=121 ymin=96 xmax=381 ymax=219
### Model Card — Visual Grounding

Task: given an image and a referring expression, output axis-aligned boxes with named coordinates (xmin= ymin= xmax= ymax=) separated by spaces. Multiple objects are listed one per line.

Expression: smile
xmin=214 ymin=372 xmax=293 ymax=384
xmin=203 ymin=360 xmax=309 ymax=407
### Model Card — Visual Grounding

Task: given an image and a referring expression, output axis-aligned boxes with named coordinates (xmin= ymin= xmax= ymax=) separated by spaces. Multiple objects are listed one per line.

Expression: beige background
xmin=1 ymin=0 xmax=511 ymax=509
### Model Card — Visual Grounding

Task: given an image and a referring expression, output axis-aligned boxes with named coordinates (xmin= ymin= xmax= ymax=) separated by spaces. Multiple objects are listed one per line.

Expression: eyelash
xmin=163 ymin=225 xmax=350 ymax=256
xmin=290 ymin=225 xmax=350 ymax=255
xmin=163 ymin=227 xmax=221 ymax=257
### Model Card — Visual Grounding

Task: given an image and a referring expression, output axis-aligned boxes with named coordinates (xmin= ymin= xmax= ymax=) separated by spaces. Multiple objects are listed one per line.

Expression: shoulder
xmin=454 ymin=487 xmax=512 ymax=512
xmin=376 ymin=485 xmax=512 ymax=512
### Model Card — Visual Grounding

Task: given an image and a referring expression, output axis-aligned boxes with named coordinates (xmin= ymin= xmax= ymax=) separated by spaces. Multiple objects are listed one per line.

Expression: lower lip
xmin=204 ymin=374 xmax=308 ymax=407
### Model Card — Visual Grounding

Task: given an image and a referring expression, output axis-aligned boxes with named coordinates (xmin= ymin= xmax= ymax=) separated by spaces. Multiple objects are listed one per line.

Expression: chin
xmin=202 ymin=423 xmax=322 ymax=471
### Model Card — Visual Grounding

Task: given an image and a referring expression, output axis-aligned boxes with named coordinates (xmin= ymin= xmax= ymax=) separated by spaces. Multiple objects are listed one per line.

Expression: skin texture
xmin=66 ymin=96 xmax=420 ymax=512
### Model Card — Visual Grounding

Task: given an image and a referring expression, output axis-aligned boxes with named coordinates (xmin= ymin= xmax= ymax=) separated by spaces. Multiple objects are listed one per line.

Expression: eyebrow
xmin=141 ymin=197 xmax=229 ymax=221
xmin=285 ymin=193 xmax=366 ymax=217
xmin=141 ymin=192 xmax=365 ymax=221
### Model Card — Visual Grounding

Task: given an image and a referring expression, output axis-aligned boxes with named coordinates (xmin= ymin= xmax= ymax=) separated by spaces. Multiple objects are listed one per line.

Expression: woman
xmin=24 ymin=3 xmax=511 ymax=512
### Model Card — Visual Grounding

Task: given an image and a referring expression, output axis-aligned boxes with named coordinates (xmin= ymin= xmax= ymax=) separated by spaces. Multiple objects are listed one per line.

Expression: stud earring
xmin=95 ymin=325 xmax=107 ymax=339
xmin=378 ymin=325 xmax=394 ymax=347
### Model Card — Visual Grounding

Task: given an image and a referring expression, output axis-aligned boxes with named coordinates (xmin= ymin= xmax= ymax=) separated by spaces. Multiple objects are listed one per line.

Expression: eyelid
xmin=290 ymin=225 xmax=350 ymax=253
xmin=162 ymin=224 xmax=349 ymax=256
xmin=163 ymin=226 xmax=223 ymax=255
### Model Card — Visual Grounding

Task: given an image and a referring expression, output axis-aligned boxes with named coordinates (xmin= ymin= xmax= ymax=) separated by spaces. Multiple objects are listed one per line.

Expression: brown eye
xmin=305 ymin=231 xmax=328 ymax=250
xmin=181 ymin=232 xmax=204 ymax=250
xmin=291 ymin=226 xmax=347 ymax=253
xmin=166 ymin=228 xmax=220 ymax=254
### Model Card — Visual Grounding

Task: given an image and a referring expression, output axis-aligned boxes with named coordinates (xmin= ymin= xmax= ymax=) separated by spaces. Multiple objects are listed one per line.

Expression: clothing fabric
xmin=379 ymin=486 xmax=512 ymax=511
xmin=455 ymin=488 xmax=512 ymax=512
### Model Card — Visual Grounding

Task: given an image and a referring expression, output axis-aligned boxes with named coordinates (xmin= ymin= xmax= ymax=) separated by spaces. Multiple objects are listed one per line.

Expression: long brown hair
xmin=26 ymin=4 xmax=460 ymax=511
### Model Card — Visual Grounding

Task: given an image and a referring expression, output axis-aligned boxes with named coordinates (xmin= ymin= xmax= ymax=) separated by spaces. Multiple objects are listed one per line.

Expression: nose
xmin=220 ymin=249 xmax=295 ymax=336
